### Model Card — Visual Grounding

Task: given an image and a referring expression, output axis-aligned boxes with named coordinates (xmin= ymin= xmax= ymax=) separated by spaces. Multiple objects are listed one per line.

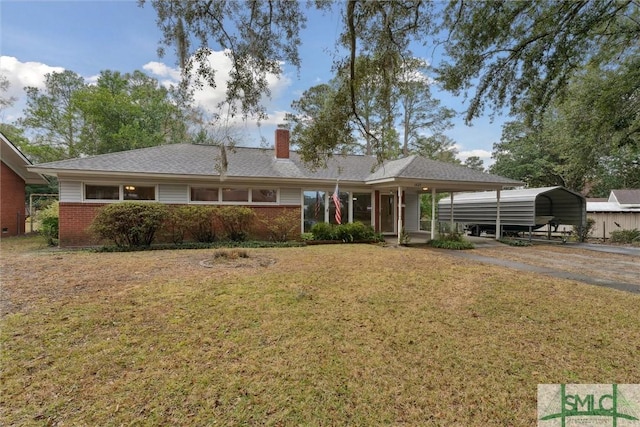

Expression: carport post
xmin=430 ymin=187 xmax=436 ymax=240
xmin=495 ymin=189 xmax=501 ymax=240
xmin=449 ymin=192 xmax=454 ymax=234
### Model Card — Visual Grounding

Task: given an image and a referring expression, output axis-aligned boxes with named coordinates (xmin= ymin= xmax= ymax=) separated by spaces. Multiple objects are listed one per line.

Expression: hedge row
xmin=90 ymin=202 xmax=300 ymax=248
xmin=309 ymin=221 xmax=382 ymax=243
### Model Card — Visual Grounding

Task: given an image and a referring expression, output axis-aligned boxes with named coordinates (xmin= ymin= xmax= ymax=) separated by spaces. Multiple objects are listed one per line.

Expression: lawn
xmin=1 ymin=235 xmax=639 ymax=425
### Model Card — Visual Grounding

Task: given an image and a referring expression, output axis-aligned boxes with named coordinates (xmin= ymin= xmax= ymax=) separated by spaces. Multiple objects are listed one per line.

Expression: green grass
xmin=1 ymin=236 xmax=639 ymax=425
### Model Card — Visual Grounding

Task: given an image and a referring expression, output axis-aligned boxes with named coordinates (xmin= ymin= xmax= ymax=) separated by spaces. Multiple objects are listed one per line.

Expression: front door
xmin=380 ymin=194 xmax=395 ymax=233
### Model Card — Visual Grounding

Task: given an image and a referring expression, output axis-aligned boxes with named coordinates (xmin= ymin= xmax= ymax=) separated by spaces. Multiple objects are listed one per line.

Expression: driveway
xmin=437 ymin=238 xmax=640 ymax=294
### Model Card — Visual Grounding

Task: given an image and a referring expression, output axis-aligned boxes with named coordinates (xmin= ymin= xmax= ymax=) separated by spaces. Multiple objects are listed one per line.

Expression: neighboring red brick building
xmin=1 ymin=133 xmax=48 ymax=237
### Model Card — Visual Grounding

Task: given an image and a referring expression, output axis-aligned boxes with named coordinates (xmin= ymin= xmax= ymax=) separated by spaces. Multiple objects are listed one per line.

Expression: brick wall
xmin=58 ymin=203 xmax=107 ymax=247
xmin=1 ymin=161 xmax=26 ymax=236
xmin=57 ymin=202 xmax=302 ymax=247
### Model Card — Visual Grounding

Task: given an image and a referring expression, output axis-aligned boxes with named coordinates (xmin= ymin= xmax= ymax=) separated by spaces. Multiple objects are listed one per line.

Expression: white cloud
xmin=0 ymin=56 xmax=64 ymax=95
xmin=457 ymin=148 xmax=492 ymax=161
xmin=0 ymin=56 xmax=65 ymax=121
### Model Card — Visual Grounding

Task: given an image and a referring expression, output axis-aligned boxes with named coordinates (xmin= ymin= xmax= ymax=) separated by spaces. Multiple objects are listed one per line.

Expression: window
xmin=353 ymin=192 xmax=373 ymax=225
xmin=221 ymin=188 xmax=249 ymax=202
xmin=191 ymin=187 xmax=219 ymax=202
xmin=252 ymin=189 xmax=277 ymax=203
xmin=303 ymin=190 xmax=326 ymax=232
xmin=123 ymin=185 xmax=155 ymax=200
xmin=85 ymin=184 xmax=119 ymax=200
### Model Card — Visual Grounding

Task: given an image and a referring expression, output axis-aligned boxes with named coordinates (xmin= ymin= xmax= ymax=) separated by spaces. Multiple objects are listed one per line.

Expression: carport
xmin=437 ymin=186 xmax=587 ymax=238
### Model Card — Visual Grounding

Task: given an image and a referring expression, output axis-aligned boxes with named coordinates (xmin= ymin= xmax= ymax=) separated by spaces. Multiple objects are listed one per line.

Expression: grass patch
xmin=2 ymin=238 xmax=639 ymax=425
xmin=499 ymin=238 xmax=533 ymax=247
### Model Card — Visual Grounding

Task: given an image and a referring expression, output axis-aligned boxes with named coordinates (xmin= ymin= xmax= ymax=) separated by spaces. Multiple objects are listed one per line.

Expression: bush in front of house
xmin=91 ymin=202 xmax=169 ymax=248
xmin=610 ymin=228 xmax=640 ymax=244
xmin=572 ymin=218 xmax=596 ymax=242
xmin=310 ymin=222 xmax=381 ymax=243
xmin=334 ymin=221 xmax=378 ymax=242
xmin=429 ymin=232 xmax=475 ymax=250
xmin=217 ymin=206 xmax=256 ymax=242
xmin=38 ymin=201 xmax=59 ymax=246
xmin=310 ymin=222 xmax=337 ymax=241
xmin=179 ymin=205 xmax=218 ymax=243
xmin=259 ymin=208 xmax=300 ymax=242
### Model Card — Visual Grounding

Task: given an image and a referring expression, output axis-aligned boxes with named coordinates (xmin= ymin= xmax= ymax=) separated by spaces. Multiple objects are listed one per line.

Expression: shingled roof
xmin=610 ymin=189 xmax=640 ymax=206
xmin=28 ymin=142 xmax=521 ymax=188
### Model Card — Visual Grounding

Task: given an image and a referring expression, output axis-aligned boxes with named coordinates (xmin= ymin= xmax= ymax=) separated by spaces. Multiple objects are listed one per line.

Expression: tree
xmin=412 ymin=134 xmax=460 ymax=164
xmin=491 ymin=55 xmax=640 ymax=195
xmin=464 ymin=156 xmax=484 ymax=172
xmin=76 ymin=70 xmax=188 ymax=154
xmin=489 ymin=120 xmax=568 ymax=189
xmin=19 ymin=70 xmax=86 ymax=159
xmin=143 ymin=0 xmax=438 ymax=163
xmin=0 ymin=75 xmax=16 ymax=114
xmin=438 ymin=0 xmax=640 ymax=124
xmin=144 ymin=0 xmax=638 ymax=163
xmin=19 ymin=69 xmax=192 ymax=160
xmin=397 ymin=58 xmax=454 ymax=156
xmin=287 ymin=82 xmax=359 ymax=168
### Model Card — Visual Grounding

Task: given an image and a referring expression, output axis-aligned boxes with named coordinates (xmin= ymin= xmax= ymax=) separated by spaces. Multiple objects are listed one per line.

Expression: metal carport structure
xmin=437 ymin=186 xmax=587 ymax=238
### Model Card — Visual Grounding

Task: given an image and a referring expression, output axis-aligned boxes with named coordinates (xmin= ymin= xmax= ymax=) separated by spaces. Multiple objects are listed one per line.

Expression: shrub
xmin=163 ymin=205 xmax=191 ymax=244
xmin=218 ymin=206 xmax=256 ymax=242
xmin=38 ymin=201 xmax=59 ymax=246
xmin=310 ymin=222 xmax=336 ymax=240
xmin=573 ymin=218 xmax=596 ymax=242
xmin=175 ymin=205 xmax=218 ymax=243
xmin=310 ymin=222 xmax=382 ymax=243
xmin=260 ymin=209 xmax=300 ymax=242
xmin=429 ymin=232 xmax=475 ymax=250
xmin=334 ymin=222 xmax=377 ymax=242
xmin=91 ymin=202 xmax=168 ymax=248
xmin=610 ymin=228 xmax=640 ymax=244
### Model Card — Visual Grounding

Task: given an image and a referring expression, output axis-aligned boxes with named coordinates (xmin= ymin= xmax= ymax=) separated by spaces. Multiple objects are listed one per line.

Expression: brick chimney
xmin=275 ymin=128 xmax=290 ymax=159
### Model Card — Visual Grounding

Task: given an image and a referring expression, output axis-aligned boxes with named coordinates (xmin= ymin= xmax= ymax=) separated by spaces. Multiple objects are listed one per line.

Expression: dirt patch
xmin=0 ymin=239 xmax=277 ymax=316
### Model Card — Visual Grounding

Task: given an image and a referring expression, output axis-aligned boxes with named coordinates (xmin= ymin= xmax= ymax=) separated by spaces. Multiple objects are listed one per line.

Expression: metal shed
xmin=438 ymin=186 xmax=586 ymax=236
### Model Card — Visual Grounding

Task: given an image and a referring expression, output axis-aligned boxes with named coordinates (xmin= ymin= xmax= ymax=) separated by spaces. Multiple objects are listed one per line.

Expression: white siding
xmin=280 ymin=188 xmax=301 ymax=205
xmin=404 ymin=192 xmax=419 ymax=232
xmin=59 ymin=181 xmax=82 ymax=202
xmin=159 ymin=184 xmax=188 ymax=204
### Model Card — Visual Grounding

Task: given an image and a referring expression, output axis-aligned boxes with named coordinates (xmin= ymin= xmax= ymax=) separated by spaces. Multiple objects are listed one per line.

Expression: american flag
xmin=332 ymin=182 xmax=341 ymax=224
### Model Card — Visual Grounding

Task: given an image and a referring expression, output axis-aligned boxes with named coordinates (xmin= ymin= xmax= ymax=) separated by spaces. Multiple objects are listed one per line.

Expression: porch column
xmin=450 ymin=192 xmax=455 ymax=233
xmin=496 ymin=188 xmax=501 ymax=240
xmin=397 ymin=186 xmax=403 ymax=245
xmin=430 ymin=187 xmax=436 ymax=240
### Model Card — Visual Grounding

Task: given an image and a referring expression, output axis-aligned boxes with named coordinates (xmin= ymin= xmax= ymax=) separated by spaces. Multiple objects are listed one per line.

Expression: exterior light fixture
xmin=125 ymin=185 xmax=135 ymax=191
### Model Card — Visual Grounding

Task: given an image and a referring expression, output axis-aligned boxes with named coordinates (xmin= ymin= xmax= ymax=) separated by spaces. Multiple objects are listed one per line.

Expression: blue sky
xmin=1 ymin=0 xmax=508 ymax=164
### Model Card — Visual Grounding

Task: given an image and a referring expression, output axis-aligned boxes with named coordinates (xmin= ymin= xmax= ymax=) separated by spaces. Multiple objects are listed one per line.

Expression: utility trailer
xmin=438 ymin=186 xmax=586 ymax=238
